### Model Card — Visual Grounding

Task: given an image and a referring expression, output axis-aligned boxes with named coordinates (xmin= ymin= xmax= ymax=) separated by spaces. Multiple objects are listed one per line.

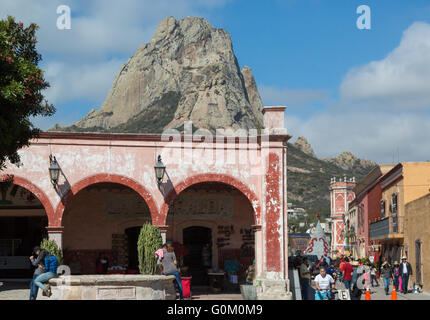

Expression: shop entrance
xmin=125 ymin=226 xmax=141 ymax=271
xmin=183 ymin=226 xmax=212 ymax=285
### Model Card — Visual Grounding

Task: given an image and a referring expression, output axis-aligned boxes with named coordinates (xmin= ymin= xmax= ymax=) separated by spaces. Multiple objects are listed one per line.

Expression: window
xmin=381 ymin=200 xmax=385 ymax=218
xmin=392 ymin=194 xmax=398 ymax=233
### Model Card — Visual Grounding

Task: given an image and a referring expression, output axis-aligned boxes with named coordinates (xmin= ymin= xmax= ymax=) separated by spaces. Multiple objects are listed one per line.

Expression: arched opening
xmin=0 ymin=181 xmax=48 ymax=278
xmin=166 ymin=181 xmax=256 ymax=289
xmin=183 ymin=226 xmax=212 ymax=285
xmin=125 ymin=226 xmax=141 ymax=271
xmin=62 ymin=182 xmax=152 ymax=274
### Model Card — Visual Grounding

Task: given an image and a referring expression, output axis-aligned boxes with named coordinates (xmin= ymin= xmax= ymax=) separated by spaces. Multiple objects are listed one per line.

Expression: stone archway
xmin=54 ymin=173 xmax=159 ymax=226
xmin=58 ymin=175 xmax=156 ymax=274
xmin=159 ymin=173 xmax=261 ymax=226
xmin=0 ymin=174 xmax=55 ymax=223
xmin=164 ymin=177 xmax=259 ymax=286
xmin=0 ymin=175 xmax=53 ymax=277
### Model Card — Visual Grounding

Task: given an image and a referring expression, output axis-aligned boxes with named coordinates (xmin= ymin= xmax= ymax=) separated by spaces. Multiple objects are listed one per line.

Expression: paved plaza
xmin=2 ymin=278 xmax=430 ymax=300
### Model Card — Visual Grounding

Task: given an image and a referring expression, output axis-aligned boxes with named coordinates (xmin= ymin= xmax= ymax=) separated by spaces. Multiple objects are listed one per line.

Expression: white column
xmin=46 ymin=226 xmax=64 ymax=250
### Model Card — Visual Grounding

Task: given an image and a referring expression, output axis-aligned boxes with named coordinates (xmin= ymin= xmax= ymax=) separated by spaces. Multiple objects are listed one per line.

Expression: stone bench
xmin=36 ymin=274 xmax=176 ymax=300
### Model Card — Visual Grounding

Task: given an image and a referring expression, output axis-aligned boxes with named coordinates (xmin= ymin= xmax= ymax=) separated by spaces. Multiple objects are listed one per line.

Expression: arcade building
xmin=0 ymin=106 xmax=292 ymax=299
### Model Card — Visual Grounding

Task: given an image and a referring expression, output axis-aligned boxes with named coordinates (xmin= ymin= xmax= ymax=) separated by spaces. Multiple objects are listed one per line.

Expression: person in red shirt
xmin=338 ymin=257 xmax=345 ymax=282
xmin=342 ymin=257 xmax=353 ymax=290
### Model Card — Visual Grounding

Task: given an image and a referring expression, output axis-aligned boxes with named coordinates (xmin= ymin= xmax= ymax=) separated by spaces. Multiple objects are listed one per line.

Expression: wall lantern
xmin=49 ymin=155 xmax=60 ymax=187
xmin=154 ymin=155 xmax=166 ymax=185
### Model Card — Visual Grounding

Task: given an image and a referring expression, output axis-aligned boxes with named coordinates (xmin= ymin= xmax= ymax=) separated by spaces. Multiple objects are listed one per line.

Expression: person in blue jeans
xmin=157 ymin=241 xmax=184 ymax=300
xmin=392 ymin=261 xmax=400 ymax=291
xmin=381 ymin=261 xmax=392 ymax=295
xmin=34 ymin=252 xmax=59 ymax=297
xmin=29 ymin=247 xmax=47 ymax=300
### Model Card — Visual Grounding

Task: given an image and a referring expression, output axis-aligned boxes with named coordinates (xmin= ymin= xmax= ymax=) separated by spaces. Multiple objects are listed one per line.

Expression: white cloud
xmin=340 ymin=22 xmax=430 ymax=110
xmin=43 ymin=59 xmax=124 ymax=104
xmin=287 ymin=110 xmax=430 ymax=163
xmin=0 ymin=0 xmax=228 ymax=129
xmin=285 ymin=22 xmax=430 ymax=163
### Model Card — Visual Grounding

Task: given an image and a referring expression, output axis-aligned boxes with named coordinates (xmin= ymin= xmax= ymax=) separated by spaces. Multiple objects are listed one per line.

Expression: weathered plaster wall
xmin=405 ymin=194 xmax=430 ymax=290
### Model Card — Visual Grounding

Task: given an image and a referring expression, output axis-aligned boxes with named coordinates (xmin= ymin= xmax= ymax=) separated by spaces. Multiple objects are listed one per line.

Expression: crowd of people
xmin=296 ymin=254 xmax=413 ymax=300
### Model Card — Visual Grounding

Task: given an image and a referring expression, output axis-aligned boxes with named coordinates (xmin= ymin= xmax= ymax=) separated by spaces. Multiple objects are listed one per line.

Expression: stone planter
xmin=240 ymin=285 xmax=257 ymax=300
xmin=37 ymin=274 xmax=176 ymax=300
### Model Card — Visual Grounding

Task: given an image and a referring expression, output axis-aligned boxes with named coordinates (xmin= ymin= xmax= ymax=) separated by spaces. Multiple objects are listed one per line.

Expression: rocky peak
xmin=53 ymin=16 xmax=264 ymax=134
xmin=323 ymin=151 xmax=376 ymax=171
xmin=294 ymin=136 xmax=316 ymax=158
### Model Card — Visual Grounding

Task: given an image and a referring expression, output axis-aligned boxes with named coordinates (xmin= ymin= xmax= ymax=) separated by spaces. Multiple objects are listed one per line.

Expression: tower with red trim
xmin=329 ymin=176 xmax=356 ymax=256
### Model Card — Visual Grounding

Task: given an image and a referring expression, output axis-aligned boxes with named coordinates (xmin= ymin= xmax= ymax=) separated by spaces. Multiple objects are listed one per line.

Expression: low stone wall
xmin=37 ymin=275 xmax=176 ymax=300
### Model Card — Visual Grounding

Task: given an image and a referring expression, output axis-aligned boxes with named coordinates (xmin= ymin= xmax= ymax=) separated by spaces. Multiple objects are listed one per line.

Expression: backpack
xmin=45 ymin=254 xmax=59 ymax=272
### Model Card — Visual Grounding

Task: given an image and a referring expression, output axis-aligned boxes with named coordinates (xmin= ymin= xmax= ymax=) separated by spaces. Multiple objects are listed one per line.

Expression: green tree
xmin=40 ymin=238 xmax=63 ymax=265
xmin=137 ymin=223 xmax=163 ymax=275
xmin=0 ymin=16 xmax=55 ymax=170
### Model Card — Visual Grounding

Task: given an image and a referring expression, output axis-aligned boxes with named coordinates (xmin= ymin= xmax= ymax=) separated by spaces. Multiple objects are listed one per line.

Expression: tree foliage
xmin=137 ymin=223 xmax=163 ymax=275
xmin=40 ymin=237 xmax=63 ymax=265
xmin=0 ymin=16 xmax=55 ymax=170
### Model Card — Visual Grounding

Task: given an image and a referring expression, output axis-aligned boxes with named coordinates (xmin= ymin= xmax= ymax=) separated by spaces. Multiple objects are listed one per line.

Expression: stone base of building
xmin=36 ymin=275 xmax=176 ymax=300
xmin=255 ymin=276 xmax=292 ymax=300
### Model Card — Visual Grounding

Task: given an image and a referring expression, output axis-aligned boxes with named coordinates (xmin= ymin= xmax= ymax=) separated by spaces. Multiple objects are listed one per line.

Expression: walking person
xmin=157 ymin=241 xmax=184 ymax=300
xmin=342 ymin=257 xmax=353 ymax=290
xmin=350 ymin=261 xmax=363 ymax=300
xmin=299 ymin=257 xmax=311 ymax=300
xmin=399 ymin=256 xmax=412 ymax=294
xmin=370 ymin=264 xmax=379 ymax=287
xmin=33 ymin=251 xmax=59 ymax=297
xmin=392 ymin=261 xmax=401 ymax=291
xmin=381 ymin=261 xmax=392 ymax=295
xmin=29 ymin=246 xmax=47 ymax=300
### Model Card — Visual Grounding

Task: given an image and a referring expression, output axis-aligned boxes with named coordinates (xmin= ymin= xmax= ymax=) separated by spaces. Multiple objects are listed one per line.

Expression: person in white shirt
xmin=399 ymin=256 xmax=412 ymax=294
xmin=314 ymin=266 xmax=335 ymax=300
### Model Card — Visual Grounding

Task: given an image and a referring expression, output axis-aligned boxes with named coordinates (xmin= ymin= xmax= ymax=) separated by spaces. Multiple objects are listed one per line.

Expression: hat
xmin=394 ymin=261 xmax=399 ymax=265
xmin=352 ymin=261 xmax=359 ymax=266
xmin=401 ymin=256 xmax=407 ymax=260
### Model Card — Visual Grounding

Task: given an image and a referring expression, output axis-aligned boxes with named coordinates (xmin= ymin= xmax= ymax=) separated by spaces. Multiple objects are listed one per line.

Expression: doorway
xmin=125 ymin=226 xmax=141 ymax=271
xmin=415 ymin=239 xmax=422 ymax=286
xmin=183 ymin=226 xmax=212 ymax=285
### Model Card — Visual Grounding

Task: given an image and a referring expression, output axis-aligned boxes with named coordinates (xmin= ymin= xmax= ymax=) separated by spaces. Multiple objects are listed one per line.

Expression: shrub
xmin=137 ymin=223 xmax=163 ymax=275
xmin=40 ymin=238 xmax=63 ymax=265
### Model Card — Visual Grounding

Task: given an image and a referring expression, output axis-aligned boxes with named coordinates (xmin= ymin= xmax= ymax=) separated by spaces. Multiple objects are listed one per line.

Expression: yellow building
xmin=405 ymin=194 xmax=430 ymax=291
xmin=370 ymin=162 xmax=430 ymax=264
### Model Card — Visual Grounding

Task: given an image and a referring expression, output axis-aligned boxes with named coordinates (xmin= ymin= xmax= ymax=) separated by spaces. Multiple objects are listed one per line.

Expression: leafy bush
xmin=137 ymin=223 xmax=163 ymax=275
xmin=40 ymin=238 xmax=63 ymax=265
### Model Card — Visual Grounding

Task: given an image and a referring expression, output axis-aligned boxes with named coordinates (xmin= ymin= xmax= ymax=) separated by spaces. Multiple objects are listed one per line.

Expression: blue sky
xmin=2 ymin=0 xmax=430 ymax=163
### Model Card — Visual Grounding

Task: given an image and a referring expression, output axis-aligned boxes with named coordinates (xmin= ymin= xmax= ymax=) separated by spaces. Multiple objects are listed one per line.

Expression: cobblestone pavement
xmin=0 ymin=281 xmax=31 ymax=300
xmin=333 ymin=279 xmax=430 ymax=300
xmin=307 ymin=278 xmax=430 ymax=300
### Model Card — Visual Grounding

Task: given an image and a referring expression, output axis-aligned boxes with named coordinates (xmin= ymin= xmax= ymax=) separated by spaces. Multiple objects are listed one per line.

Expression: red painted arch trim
xmin=158 ymin=173 xmax=261 ymax=226
xmin=0 ymin=174 xmax=55 ymax=223
xmin=53 ymin=173 xmax=159 ymax=227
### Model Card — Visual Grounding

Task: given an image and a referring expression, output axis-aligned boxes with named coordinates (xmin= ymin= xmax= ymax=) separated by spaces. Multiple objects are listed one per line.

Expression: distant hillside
xmin=288 ymin=137 xmax=376 ymax=218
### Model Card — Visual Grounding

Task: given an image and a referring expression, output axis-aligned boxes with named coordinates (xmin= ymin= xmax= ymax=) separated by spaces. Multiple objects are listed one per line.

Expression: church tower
xmin=329 ymin=176 xmax=356 ymax=256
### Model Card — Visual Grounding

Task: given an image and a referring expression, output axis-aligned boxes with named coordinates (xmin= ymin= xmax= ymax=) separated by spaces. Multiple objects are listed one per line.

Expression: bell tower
xmin=329 ymin=176 xmax=356 ymax=256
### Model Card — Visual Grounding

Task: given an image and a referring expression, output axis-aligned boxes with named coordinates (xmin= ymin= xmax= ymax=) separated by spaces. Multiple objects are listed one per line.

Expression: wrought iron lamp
xmin=154 ymin=155 xmax=166 ymax=185
xmin=49 ymin=155 xmax=60 ymax=187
